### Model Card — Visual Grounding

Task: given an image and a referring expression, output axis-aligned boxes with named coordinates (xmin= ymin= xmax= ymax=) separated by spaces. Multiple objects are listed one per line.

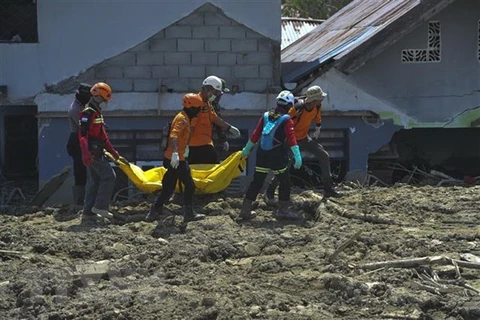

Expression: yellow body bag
xmin=113 ymin=151 xmax=246 ymax=194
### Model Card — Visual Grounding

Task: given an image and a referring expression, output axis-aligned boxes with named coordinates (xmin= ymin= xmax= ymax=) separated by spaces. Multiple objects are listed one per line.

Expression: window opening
xmin=401 ymin=21 xmax=441 ymax=63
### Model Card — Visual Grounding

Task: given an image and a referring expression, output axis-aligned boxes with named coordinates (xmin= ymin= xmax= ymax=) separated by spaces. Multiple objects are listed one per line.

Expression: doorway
xmin=0 ymin=105 xmax=38 ymax=179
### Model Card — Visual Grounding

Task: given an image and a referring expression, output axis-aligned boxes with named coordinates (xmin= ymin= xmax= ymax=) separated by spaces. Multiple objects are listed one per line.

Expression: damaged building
xmin=1 ymin=0 xmax=283 ymax=203
xmin=2 ymin=0 xmax=480 ymax=203
xmin=282 ymin=0 xmax=480 ymax=184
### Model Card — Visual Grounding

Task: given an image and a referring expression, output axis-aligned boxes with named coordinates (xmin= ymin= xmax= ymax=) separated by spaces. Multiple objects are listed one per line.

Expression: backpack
xmin=160 ymin=121 xmax=172 ymax=151
xmin=293 ymin=99 xmax=321 ymax=127
xmin=260 ymin=112 xmax=290 ymax=151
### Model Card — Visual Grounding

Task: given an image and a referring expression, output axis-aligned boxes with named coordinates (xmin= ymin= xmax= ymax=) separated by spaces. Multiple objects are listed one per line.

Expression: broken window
xmin=401 ymin=21 xmax=441 ymax=63
xmin=0 ymin=0 xmax=38 ymax=43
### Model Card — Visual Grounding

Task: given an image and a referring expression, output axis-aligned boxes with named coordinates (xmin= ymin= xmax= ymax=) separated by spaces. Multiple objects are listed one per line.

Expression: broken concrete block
xmin=74 ymin=260 xmax=110 ymax=279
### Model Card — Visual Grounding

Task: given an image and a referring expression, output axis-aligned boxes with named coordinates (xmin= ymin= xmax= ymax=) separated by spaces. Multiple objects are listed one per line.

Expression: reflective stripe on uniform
xmin=255 ymin=166 xmax=288 ymax=175
xmin=93 ymin=117 xmax=104 ymax=124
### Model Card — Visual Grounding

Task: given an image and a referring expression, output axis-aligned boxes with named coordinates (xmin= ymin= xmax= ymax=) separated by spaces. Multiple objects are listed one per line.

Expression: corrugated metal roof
xmin=282 ymin=0 xmax=421 ymax=64
xmin=281 ymin=18 xmax=324 ymax=50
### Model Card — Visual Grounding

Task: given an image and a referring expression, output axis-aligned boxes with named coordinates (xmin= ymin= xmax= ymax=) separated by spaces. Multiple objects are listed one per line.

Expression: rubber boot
xmin=275 ymin=201 xmax=302 ymax=220
xmin=72 ymin=185 xmax=85 ymax=205
xmin=238 ymin=198 xmax=257 ymax=221
xmin=81 ymin=210 xmax=97 ymax=223
xmin=145 ymin=204 xmax=163 ymax=222
xmin=323 ymin=179 xmax=342 ymax=198
xmin=263 ymin=180 xmax=278 ymax=206
xmin=92 ymin=207 xmax=113 ymax=219
xmin=183 ymin=205 xmax=205 ymax=223
xmin=169 ymin=193 xmax=184 ymax=205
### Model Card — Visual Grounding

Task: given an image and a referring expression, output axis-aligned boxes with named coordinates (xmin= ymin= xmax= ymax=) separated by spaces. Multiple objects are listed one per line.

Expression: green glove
xmin=291 ymin=145 xmax=302 ymax=169
xmin=241 ymin=140 xmax=255 ymax=158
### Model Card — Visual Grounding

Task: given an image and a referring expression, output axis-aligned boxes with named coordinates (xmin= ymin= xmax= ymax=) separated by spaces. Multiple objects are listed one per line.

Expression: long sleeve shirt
xmin=249 ymin=111 xmax=297 ymax=147
xmin=68 ymin=99 xmax=84 ymax=133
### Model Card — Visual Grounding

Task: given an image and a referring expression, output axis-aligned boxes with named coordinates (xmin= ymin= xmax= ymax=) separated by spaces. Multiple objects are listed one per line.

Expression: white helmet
xmin=276 ymin=90 xmax=294 ymax=106
xmin=202 ymin=75 xmax=223 ymax=92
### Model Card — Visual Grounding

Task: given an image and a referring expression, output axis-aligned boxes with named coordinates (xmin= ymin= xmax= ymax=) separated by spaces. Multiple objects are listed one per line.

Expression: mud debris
xmin=1 ymin=184 xmax=480 ymax=319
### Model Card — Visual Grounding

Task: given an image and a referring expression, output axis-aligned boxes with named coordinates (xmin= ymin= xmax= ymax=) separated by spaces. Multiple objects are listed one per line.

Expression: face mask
xmin=184 ymin=107 xmax=200 ymax=119
xmin=99 ymin=101 xmax=108 ymax=110
xmin=208 ymin=94 xmax=217 ymax=102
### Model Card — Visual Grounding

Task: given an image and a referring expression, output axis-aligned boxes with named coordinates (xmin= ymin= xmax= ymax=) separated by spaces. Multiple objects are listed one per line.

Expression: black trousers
xmin=245 ymin=146 xmax=291 ymax=202
xmin=188 ymin=145 xmax=219 ymax=165
xmin=154 ymin=159 xmax=195 ymax=206
xmin=66 ymin=133 xmax=87 ymax=186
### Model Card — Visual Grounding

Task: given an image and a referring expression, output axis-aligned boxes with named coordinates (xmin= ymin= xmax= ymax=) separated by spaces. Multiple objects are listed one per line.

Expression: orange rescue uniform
xmin=288 ymin=103 xmax=322 ymax=140
xmin=189 ymin=94 xmax=222 ymax=147
xmin=164 ymin=111 xmax=191 ymax=161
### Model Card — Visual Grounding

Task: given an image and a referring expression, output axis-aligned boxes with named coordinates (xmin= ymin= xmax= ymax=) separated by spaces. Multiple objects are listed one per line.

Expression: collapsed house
xmin=282 ymin=0 xmax=480 ymax=184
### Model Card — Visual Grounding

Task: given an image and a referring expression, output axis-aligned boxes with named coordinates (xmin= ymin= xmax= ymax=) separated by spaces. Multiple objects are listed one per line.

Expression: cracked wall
xmin=348 ymin=0 xmax=480 ymax=128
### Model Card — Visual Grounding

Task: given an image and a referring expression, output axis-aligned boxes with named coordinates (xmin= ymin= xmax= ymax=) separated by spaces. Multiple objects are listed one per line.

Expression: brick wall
xmin=87 ymin=3 xmax=281 ymax=93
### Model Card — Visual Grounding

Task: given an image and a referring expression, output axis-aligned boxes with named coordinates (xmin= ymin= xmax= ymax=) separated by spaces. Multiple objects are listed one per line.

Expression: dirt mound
xmin=1 ymin=185 xmax=480 ymax=319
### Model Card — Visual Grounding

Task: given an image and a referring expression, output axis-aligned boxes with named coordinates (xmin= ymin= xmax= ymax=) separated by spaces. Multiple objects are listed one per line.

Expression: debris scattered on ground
xmin=1 ymin=184 xmax=480 ymax=319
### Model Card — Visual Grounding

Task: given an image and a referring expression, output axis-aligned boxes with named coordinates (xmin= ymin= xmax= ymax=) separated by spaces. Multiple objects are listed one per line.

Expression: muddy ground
xmin=1 ymin=184 xmax=480 ymax=320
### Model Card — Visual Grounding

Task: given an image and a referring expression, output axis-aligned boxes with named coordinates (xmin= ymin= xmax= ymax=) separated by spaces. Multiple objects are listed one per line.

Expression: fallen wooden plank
xmin=328 ymin=201 xmax=399 ymax=225
xmin=328 ymin=230 xmax=363 ymax=263
xmin=0 ymin=249 xmax=24 ymax=255
xmin=358 ymin=255 xmax=480 ymax=270
xmin=30 ymin=166 xmax=71 ymax=207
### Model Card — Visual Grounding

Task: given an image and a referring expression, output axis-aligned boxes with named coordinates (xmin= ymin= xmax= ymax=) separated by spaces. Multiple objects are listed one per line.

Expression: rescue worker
xmin=264 ymin=85 xmax=341 ymax=203
xmin=187 ymin=75 xmax=241 ymax=165
xmin=66 ymin=83 xmax=91 ymax=205
xmin=78 ymin=82 xmax=120 ymax=221
xmin=146 ymin=94 xmax=205 ymax=223
xmin=238 ymin=90 xmax=303 ymax=221
xmin=212 ymin=78 xmax=231 ymax=154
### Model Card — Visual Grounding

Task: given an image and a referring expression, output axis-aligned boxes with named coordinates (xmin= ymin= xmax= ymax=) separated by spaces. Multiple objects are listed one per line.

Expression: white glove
xmin=312 ymin=126 xmax=321 ymax=139
xmin=184 ymin=146 xmax=189 ymax=158
xmin=170 ymin=152 xmax=179 ymax=169
xmin=222 ymin=141 xmax=229 ymax=151
xmin=228 ymin=125 xmax=241 ymax=137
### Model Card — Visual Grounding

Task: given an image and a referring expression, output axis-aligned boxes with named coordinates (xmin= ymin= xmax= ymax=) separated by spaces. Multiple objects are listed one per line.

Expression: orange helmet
xmin=90 ymin=82 xmax=112 ymax=101
xmin=182 ymin=93 xmax=203 ymax=108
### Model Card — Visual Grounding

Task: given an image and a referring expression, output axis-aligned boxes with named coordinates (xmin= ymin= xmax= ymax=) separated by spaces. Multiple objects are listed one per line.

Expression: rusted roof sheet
xmin=282 ymin=0 xmax=421 ymax=64
xmin=281 ymin=18 xmax=324 ymax=50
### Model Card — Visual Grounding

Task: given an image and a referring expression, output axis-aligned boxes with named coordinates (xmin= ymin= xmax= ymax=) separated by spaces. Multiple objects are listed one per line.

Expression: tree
xmin=281 ymin=0 xmax=353 ymax=20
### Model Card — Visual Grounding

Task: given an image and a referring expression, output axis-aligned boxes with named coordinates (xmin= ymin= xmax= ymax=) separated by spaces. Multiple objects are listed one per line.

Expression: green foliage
xmin=281 ymin=0 xmax=353 ymax=19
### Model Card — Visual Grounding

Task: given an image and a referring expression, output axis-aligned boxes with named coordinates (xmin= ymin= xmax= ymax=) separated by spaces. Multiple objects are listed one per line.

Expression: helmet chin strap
xmin=89 ymin=96 xmax=104 ymax=109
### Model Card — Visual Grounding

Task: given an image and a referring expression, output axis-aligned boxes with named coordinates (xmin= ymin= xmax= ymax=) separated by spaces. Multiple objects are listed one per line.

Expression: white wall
xmin=0 ymin=0 xmax=281 ymax=101
xmin=310 ymin=68 xmax=415 ymax=128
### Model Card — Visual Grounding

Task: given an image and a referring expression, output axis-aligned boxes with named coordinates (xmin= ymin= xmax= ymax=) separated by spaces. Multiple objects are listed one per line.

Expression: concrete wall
xmin=48 ymin=3 xmax=280 ymax=96
xmin=351 ymin=0 xmax=480 ymax=127
xmin=311 ymin=69 xmax=415 ymax=128
xmin=0 ymin=0 xmax=281 ymax=101
xmin=293 ymin=72 xmax=402 ymax=176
